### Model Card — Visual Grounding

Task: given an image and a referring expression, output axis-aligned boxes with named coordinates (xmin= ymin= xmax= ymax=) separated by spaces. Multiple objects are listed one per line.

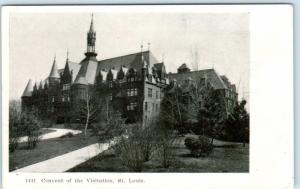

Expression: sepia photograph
xmin=7 ymin=8 xmax=251 ymax=173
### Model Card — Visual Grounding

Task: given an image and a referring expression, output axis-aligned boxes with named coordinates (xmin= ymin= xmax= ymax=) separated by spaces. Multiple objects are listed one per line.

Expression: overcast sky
xmin=9 ymin=11 xmax=249 ymax=103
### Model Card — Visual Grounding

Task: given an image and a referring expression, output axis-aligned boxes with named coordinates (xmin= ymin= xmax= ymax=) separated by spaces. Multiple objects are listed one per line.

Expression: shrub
xmin=60 ymin=132 xmax=74 ymax=138
xmin=18 ymin=112 xmax=41 ymax=149
xmin=156 ymin=138 xmax=174 ymax=168
xmin=114 ymin=136 xmax=144 ymax=172
xmin=27 ymin=131 xmax=40 ymax=149
xmin=184 ymin=136 xmax=213 ymax=157
xmin=9 ymin=100 xmax=22 ymax=152
xmin=9 ymin=138 xmax=19 ymax=153
xmin=132 ymin=123 xmax=157 ymax=162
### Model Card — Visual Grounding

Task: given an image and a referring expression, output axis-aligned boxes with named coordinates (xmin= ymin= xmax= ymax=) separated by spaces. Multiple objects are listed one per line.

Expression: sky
xmin=9 ymin=11 xmax=249 ymax=104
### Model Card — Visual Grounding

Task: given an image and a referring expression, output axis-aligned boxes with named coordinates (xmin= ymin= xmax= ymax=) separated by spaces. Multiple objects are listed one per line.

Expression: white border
xmin=2 ymin=5 xmax=294 ymax=189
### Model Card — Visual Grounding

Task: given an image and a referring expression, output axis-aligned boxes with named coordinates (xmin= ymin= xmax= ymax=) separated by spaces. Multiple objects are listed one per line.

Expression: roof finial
xmin=89 ymin=13 xmax=94 ymax=33
xmin=162 ymin=53 xmax=165 ymax=62
xmin=54 ymin=53 xmax=56 ymax=62
xmin=140 ymin=44 xmax=143 ymax=52
xmin=147 ymin=42 xmax=151 ymax=51
xmin=66 ymin=48 xmax=69 ymax=61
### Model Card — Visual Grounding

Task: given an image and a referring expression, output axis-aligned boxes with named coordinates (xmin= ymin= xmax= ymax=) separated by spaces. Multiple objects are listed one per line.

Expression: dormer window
xmin=63 ymin=83 xmax=71 ymax=90
xmin=127 ymin=102 xmax=137 ymax=111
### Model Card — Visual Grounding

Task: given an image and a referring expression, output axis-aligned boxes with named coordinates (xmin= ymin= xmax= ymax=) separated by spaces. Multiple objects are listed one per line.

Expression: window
xmin=127 ymin=102 xmax=137 ymax=111
xmin=109 ymin=94 xmax=112 ymax=101
xmin=62 ymin=96 xmax=65 ymax=102
xmin=109 ymin=82 xmax=113 ymax=88
xmin=145 ymin=102 xmax=148 ymax=111
xmin=156 ymin=104 xmax=158 ymax=112
xmin=63 ymin=83 xmax=71 ymax=90
xmin=127 ymin=88 xmax=138 ymax=97
xmin=156 ymin=91 xmax=159 ymax=99
xmin=67 ymin=96 xmax=70 ymax=102
xmin=52 ymin=96 xmax=55 ymax=102
xmin=148 ymin=88 xmax=152 ymax=98
xmin=152 ymin=103 xmax=155 ymax=112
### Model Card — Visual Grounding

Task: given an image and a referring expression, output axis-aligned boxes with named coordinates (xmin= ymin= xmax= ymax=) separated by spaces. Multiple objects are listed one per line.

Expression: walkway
xmin=13 ymin=140 xmax=113 ymax=172
xmin=19 ymin=128 xmax=82 ymax=143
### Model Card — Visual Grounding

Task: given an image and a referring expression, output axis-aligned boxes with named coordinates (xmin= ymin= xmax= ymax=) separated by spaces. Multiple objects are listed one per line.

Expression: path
xmin=13 ymin=140 xmax=113 ymax=173
xmin=19 ymin=128 xmax=82 ymax=143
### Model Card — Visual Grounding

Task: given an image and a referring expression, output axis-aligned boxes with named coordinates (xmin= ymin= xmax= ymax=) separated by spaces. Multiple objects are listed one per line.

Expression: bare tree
xmin=78 ymin=88 xmax=99 ymax=136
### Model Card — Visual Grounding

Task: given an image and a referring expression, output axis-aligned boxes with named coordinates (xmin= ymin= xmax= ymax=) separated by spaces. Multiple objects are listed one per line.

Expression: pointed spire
xmin=89 ymin=13 xmax=94 ymax=33
xmin=49 ymin=55 xmax=60 ymax=78
xmin=22 ymin=79 xmax=33 ymax=97
xmin=44 ymin=80 xmax=48 ymax=89
xmin=63 ymin=59 xmax=71 ymax=76
xmin=38 ymin=80 xmax=43 ymax=90
xmin=66 ymin=49 xmax=69 ymax=62
xmin=33 ymin=82 xmax=38 ymax=91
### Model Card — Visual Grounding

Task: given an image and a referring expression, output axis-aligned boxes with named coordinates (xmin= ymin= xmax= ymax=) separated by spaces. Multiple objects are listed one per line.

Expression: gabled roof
xmin=168 ymin=69 xmax=227 ymax=90
xmin=100 ymin=70 xmax=108 ymax=81
xmin=109 ymin=69 xmax=118 ymax=80
xmin=121 ymin=66 xmax=129 ymax=75
xmin=178 ymin=63 xmax=189 ymax=70
xmin=22 ymin=79 xmax=33 ymax=97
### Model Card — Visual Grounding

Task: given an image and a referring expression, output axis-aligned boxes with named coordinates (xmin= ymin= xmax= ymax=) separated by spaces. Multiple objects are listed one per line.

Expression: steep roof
xmin=22 ymin=79 xmax=33 ymax=97
xmin=96 ymin=51 xmax=158 ymax=78
xmin=178 ymin=63 xmax=189 ymax=70
xmin=68 ymin=61 xmax=81 ymax=82
xmin=168 ymin=69 xmax=227 ymax=90
xmin=154 ymin=62 xmax=164 ymax=70
xmin=74 ymin=56 xmax=98 ymax=85
xmin=74 ymin=76 xmax=88 ymax=85
xmin=49 ymin=60 xmax=60 ymax=78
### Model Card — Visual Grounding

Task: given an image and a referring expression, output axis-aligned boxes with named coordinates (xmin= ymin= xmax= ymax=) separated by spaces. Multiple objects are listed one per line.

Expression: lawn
xmin=9 ymin=131 xmax=99 ymax=171
xmin=68 ymin=136 xmax=249 ymax=173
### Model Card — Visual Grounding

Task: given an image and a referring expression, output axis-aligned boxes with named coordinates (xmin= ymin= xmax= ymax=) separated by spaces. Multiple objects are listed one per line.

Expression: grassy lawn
xmin=9 ymin=131 xmax=99 ymax=171
xmin=68 ymin=136 xmax=249 ymax=173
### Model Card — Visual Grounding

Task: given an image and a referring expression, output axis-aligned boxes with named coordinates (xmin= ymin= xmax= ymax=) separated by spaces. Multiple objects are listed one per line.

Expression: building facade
xmin=21 ymin=16 xmax=238 ymax=126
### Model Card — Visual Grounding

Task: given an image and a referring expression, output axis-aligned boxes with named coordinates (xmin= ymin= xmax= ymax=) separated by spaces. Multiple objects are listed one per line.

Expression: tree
xmin=223 ymin=99 xmax=249 ymax=145
xmin=78 ymin=88 xmax=99 ymax=136
xmin=19 ymin=109 xmax=42 ymax=149
xmin=184 ymin=77 xmax=212 ymax=134
xmin=160 ymin=85 xmax=186 ymax=133
xmin=9 ymin=100 xmax=22 ymax=152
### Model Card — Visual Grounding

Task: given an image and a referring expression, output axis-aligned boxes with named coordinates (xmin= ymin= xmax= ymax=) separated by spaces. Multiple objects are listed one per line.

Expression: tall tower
xmin=48 ymin=55 xmax=60 ymax=89
xmin=85 ymin=14 xmax=97 ymax=57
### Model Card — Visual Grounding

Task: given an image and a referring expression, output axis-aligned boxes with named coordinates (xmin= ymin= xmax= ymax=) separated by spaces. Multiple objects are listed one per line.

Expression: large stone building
xmin=21 ymin=16 xmax=238 ymax=125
